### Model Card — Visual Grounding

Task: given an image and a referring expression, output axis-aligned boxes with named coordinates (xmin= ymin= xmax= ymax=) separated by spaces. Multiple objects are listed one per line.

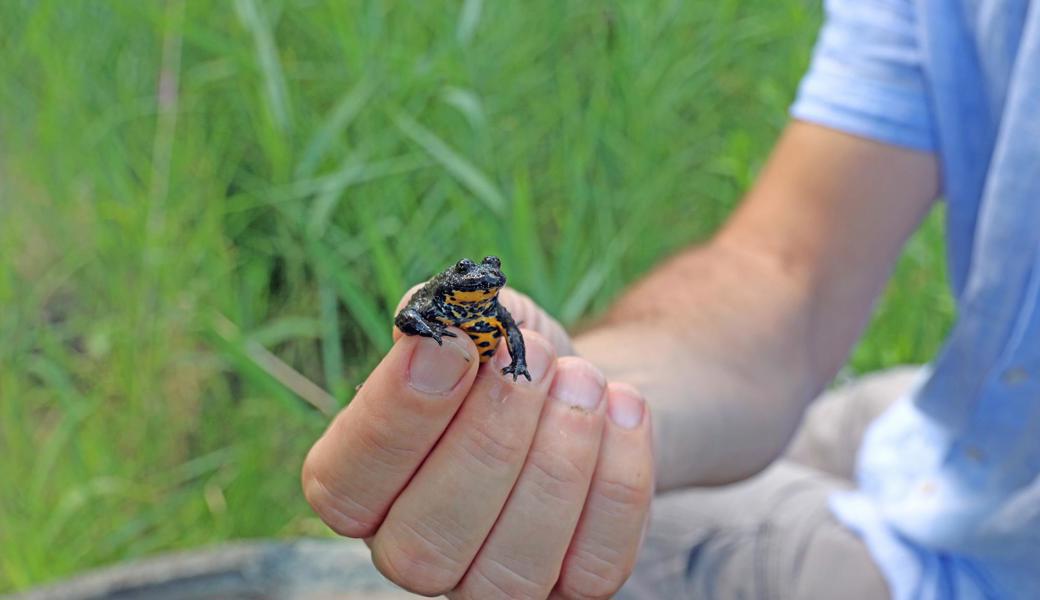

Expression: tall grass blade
xmin=559 ymin=241 xmax=626 ymax=324
xmin=208 ymin=312 xmax=334 ymax=415
xmin=440 ymin=86 xmax=486 ymax=130
xmin=318 ymin=277 xmax=346 ymax=403
xmin=457 ymin=0 xmax=483 ymax=45
xmin=306 ymin=153 xmax=366 ymax=238
xmin=296 ymin=78 xmax=375 ymax=178
xmin=393 ymin=111 xmax=505 ymax=215
xmin=234 ymin=0 xmax=292 ymax=134
xmin=508 ymin=167 xmax=550 ymax=303
xmin=308 ymin=240 xmax=391 ymax=354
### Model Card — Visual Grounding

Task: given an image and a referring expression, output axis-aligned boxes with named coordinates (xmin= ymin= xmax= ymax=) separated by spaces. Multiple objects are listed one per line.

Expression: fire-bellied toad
xmin=394 ymin=255 xmax=530 ymax=381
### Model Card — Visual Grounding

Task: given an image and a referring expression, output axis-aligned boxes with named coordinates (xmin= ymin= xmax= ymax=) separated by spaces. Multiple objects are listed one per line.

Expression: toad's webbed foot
xmin=501 ymin=360 xmax=532 ymax=382
xmin=394 ymin=308 xmax=457 ymax=345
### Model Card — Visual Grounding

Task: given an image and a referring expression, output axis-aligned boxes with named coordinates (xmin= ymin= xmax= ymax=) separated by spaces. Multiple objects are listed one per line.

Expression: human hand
xmin=302 ymin=288 xmax=654 ymax=599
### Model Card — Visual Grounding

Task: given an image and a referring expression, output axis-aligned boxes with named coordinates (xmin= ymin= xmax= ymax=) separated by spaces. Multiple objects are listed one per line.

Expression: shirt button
xmin=1001 ymin=367 xmax=1029 ymax=384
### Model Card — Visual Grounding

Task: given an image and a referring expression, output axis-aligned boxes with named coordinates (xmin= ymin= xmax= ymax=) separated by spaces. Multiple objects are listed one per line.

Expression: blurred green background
xmin=0 ymin=0 xmax=954 ymax=592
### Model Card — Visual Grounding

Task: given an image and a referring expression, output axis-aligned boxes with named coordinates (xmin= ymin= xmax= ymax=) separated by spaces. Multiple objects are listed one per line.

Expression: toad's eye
xmin=482 ymin=256 xmax=501 ymax=269
xmin=455 ymin=258 xmax=475 ymax=273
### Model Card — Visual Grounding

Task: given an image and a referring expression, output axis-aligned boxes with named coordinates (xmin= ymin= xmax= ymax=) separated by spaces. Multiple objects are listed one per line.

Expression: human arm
xmin=299 ymin=121 xmax=938 ymax=599
xmin=575 ymin=120 xmax=939 ymax=490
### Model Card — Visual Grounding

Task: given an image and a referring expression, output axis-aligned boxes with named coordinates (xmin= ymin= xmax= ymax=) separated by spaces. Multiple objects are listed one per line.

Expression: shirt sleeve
xmin=790 ymin=0 xmax=937 ymax=151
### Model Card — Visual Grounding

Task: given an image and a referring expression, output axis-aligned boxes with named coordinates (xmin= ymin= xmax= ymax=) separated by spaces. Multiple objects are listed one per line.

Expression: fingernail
xmin=494 ymin=333 xmax=554 ymax=382
xmin=550 ymin=360 xmax=605 ymax=410
xmin=608 ymin=385 xmax=645 ymax=429
xmin=408 ymin=335 xmax=472 ymax=394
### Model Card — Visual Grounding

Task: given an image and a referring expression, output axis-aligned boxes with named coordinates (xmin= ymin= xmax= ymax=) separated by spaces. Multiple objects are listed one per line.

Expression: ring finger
xmin=553 ymin=382 xmax=653 ymax=599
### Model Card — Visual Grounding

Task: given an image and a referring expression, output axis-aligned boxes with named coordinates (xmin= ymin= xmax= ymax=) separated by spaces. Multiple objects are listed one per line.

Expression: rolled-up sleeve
xmin=791 ymin=0 xmax=936 ymax=151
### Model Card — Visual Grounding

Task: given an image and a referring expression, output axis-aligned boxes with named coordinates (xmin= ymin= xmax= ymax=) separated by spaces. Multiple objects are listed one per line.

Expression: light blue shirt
xmin=791 ymin=0 xmax=1040 ymax=598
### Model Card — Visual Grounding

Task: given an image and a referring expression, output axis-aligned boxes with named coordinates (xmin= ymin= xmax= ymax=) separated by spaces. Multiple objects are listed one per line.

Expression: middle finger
xmin=369 ymin=330 xmax=557 ymax=597
xmin=456 ymin=357 xmax=608 ymax=600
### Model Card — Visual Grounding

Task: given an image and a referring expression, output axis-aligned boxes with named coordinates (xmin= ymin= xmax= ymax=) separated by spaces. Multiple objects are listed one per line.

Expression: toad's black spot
xmin=481 ymin=349 xmax=496 ymax=357
xmin=477 ymin=341 xmax=491 ymax=347
xmin=468 ymin=320 xmax=497 ymax=333
xmin=492 ymin=330 xmax=502 ymax=338
xmin=468 ymin=333 xmax=479 ymax=339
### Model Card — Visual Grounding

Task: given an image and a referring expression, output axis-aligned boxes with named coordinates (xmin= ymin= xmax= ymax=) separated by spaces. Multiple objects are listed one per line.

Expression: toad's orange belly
xmin=435 ymin=315 xmax=504 ymax=363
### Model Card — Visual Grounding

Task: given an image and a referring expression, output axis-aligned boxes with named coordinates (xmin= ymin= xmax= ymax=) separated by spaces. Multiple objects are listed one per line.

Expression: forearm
xmin=574 ymin=240 xmax=816 ymax=490
xmin=576 ymin=122 xmax=938 ymax=491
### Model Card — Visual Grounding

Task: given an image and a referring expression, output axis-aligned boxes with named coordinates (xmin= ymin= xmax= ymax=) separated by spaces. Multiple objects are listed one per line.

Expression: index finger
xmin=302 ymin=328 xmax=479 ymax=538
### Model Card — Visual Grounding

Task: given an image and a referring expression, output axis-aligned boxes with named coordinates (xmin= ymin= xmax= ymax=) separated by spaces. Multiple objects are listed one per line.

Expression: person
xmin=302 ymin=0 xmax=1040 ymax=597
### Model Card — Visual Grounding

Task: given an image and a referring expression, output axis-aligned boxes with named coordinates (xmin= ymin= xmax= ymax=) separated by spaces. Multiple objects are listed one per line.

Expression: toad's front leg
xmin=495 ymin=304 xmax=531 ymax=381
xmin=394 ymin=308 xmax=457 ymax=345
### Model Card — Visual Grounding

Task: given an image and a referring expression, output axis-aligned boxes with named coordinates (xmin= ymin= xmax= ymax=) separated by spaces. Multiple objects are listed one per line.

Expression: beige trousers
xmin=618 ymin=366 xmax=923 ymax=600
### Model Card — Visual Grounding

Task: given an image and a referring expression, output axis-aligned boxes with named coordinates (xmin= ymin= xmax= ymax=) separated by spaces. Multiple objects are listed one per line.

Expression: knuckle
xmin=457 ymin=417 xmax=527 ymax=472
xmin=351 ymin=411 xmax=423 ymax=474
xmin=594 ymin=476 xmax=653 ymax=513
xmin=372 ymin=521 xmax=467 ymax=596
xmin=466 ymin=557 xmax=553 ymax=600
xmin=526 ymin=448 xmax=590 ymax=504
xmin=557 ymin=548 xmax=630 ymax=600
xmin=301 ymin=468 xmax=381 ymax=538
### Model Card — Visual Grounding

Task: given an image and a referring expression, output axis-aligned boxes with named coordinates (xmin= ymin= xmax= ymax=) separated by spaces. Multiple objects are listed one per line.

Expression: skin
xmin=301 ymin=121 xmax=939 ymax=599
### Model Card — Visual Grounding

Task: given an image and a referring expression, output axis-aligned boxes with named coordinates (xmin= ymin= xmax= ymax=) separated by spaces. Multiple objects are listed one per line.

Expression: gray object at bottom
xmin=5 ymin=539 xmax=423 ymax=600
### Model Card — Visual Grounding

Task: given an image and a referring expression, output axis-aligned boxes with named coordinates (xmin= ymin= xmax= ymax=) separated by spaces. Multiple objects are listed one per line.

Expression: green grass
xmin=0 ymin=0 xmax=953 ymax=592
